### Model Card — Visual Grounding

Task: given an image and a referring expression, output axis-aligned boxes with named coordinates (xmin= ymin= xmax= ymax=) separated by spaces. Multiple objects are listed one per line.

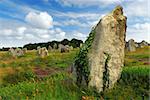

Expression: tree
xmin=70 ymin=38 xmax=83 ymax=48
xmin=60 ymin=39 xmax=69 ymax=45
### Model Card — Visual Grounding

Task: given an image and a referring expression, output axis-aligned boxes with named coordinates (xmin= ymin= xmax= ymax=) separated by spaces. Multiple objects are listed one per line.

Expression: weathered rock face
xmin=126 ymin=39 xmax=136 ymax=52
xmin=58 ymin=44 xmax=69 ymax=53
xmin=37 ymin=47 xmax=49 ymax=58
xmin=74 ymin=6 xmax=127 ymax=93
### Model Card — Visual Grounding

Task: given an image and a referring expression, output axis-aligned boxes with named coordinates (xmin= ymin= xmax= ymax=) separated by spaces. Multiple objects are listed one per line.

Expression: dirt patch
xmin=138 ymin=58 xmax=150 ymax=65
xmin=33 ymin=67 xmax=64 ymax=78
xmin=138 ymin=58 xmax=149 ymax=62
xmin=33 ymin=65 xmax=74 ymax=78
xmin=143 ymin=62 xmax=150 ymax=65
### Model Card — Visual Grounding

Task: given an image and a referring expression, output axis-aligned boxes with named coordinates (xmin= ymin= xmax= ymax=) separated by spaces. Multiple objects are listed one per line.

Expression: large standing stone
xmin=37 ymin=46 xmax=41 ymax=56
xmin=9 ymin=48 xmax=16 ymax=57
xmin=58 ymin=44 xmax=69 ymax=53
xmin=41 ymin=47 xmax=49 ymax=57
xmin=37 ymin=47 xmax=49 ymax=58
xmin=74 ymin=6 xmax=127 ymax=93
xmin=126 ymin=39 xmax=136 ymax=52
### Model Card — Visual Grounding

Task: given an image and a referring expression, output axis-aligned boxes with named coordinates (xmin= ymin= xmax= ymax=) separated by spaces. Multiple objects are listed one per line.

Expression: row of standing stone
xmin=37 ymin=44 xmax=75 ymax=58
xmin=8 ymin=44 xmax=80 ymax=58
xmin=126 ymin=39 xmax=149 ymax=52
xmin=9 ymin=48 xmax=27 ymax=57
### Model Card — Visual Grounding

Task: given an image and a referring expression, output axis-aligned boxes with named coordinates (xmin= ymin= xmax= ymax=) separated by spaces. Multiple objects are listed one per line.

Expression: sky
xmin=0 ymin=0 xmax=149 ymax=48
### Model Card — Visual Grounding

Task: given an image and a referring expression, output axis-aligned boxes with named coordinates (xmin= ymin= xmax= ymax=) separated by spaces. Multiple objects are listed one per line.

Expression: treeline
xmin=0 ymin=38 xmax=83 ymax=51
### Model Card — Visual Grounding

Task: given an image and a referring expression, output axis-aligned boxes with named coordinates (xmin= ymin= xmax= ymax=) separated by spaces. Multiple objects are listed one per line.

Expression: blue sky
xmin=0 ymin=0 xmax=149 ymax=47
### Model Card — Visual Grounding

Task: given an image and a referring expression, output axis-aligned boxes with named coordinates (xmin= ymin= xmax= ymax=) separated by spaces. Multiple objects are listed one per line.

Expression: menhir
xmin=74 ymin=5 xmax=127 ymax=93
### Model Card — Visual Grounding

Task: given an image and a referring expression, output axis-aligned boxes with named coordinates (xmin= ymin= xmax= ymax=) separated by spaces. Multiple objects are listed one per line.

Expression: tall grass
xmin=0 ymin=47 xmax=149 ymax=99
xmin=0 ymin=72 xmax=80 ymax=100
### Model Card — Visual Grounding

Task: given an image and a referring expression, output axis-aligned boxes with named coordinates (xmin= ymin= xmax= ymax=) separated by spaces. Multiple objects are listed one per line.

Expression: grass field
xmin=0 ymin=47 xmax=149 ymax=100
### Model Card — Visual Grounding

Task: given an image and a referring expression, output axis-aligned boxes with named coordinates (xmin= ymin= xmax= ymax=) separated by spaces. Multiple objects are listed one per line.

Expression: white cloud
xmin=0 ymin=0 xmax=41 ymax=21
xmin=54 ymin=12 xmax=101 ymax=20
xmin=0 ymin=25 xmax=68 ymax=47
xmin=25 ymin=12 xmax=53 ymax=29
xmin=60 ymin=32 xmax=66 ymax=37
xmin=54 ymin=13 xmax=105 ymax=28
xmin=24 ymin=34 xmax=35 ymax=39
xmin=64 ymin=19 xmax=84 ymax=26
xmin=0 ymin=26 xmax=27 ymax=37
xmin=124 ymin=0 xmax=149 ymax=17
xmin=56 ymin=0 xmax=122 ymax=7
xmin=55 ymin=19 xmax=88 ymax=27
xmin=53 ymin=21 xmax=62 ymax=26
xmin=55 ymin=28 xmax=66 ymax=40
xmin=0 ymin=29 xmax=13 ymax=36
xmin=126 ymin=23 xmax=150 ymax=42
xmin=17 ymin=27 xmax=26 ymax=34
xmin=53 ymin=11 xmax=107 ymax=32
xmin=127 ymin=23 xmax=149 ymax=34
xmin=73 ymin=31 xmax=87 ymax=40
xmin=16 ymin=36 xmax=23 ymax=40
xmin=40 ymin=34 xmax=50 ymax=39
xmin=55 ymin=28 xmax=63 ymax=33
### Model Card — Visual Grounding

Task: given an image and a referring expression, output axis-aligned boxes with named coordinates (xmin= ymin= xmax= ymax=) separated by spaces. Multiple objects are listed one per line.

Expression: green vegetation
xmin=75 ymin=29 xmax=96 ymax=86
xmin=0 ymin=50 xmax=76 ymax=68
xmin=0 ymin=73 xmax=81 ymax=100
xmin=0 ymin=46 xmax=149 ymax=99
